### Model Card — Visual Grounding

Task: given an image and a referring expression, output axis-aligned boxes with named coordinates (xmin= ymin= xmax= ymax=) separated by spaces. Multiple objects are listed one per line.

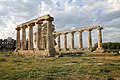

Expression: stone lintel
xmin=86 ymin=29 xmax=93 ymax=31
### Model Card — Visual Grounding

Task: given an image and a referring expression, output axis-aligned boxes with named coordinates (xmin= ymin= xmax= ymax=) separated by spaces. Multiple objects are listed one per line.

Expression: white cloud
xmin=0 ymin=0 xmax=119 ymax=45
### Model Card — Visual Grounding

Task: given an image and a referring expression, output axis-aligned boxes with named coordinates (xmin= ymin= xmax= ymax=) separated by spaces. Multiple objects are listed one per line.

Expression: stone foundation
xmin=95 ymin=48 xmax=104 ymax=52
xmin=14 ymin=49 xmax=56 ymax=57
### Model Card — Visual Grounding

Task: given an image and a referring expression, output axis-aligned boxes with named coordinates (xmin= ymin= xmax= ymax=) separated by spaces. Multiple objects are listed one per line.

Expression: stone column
xmin=16 ymin=27 xmax=21 ymax=50
xmin=46 ymin=17 xmax=54 ymax=50
xmin=57 ymin=33 xmax=61 ymax=51
xmin=78 ymin=30 xmax=83 ymax=50
xmin=21 ymin=25 xmax=27 ymax=50
xmin=36 ymin=21 xmax=43 ymax=50
xmin=46 ymin=17 xmax=56 ymax=56
xmin=70 ymin=31 xmax=75 ymax=50
xmin=63 ymin=32 xmax=68 ymax=50
xmin=88 ymin=29 xmax=92 ymax=50
xmin=28 ymin=23 xmax=35 ymax=50
xmin=96 ymin=27 xmax=104 ymax=52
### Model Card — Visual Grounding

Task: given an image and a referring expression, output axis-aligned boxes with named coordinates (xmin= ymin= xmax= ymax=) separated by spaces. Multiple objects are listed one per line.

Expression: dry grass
xmin=0 ymin=52 xmax=120 ymax=80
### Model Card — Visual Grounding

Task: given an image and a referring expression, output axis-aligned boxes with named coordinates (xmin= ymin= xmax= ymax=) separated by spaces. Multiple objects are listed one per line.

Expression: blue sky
xmin=0 ymin=0 xmax=120 ymax=47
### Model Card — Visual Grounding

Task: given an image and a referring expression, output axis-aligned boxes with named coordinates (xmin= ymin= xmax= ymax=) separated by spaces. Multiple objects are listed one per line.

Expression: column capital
xmin=36 ymin=20 xmax=43 ymax=24
xmin=21 ymin=25 xmax=27 ymax=29
xmin=70 ymin=31 xmax=76 ymax=34
xmin=57 ymin=33 xmax=62 ymax=36
xmin=63 ymin=31 xmax=68 ymax=35
xmin=97 ymin=26 xmax=103 ymax=30
xmin=87 ymin=29 xmax=93 ymax=31
xmin=78 ymin=30 xmax=84 ymax=32
xmin=46 ymin=17 xmax=54 ymax=21
xmin=16 ymin=27 xmax=21 ymax=31
xmin=28 ymin=23 xmax=35 ymax=27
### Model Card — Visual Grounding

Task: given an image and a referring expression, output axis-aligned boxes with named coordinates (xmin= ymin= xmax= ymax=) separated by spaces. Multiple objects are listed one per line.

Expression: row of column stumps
xmin=55 ymin=26 xmax=103 ymax=52
xmin=15 ymin=14 xmax=56 ymax=56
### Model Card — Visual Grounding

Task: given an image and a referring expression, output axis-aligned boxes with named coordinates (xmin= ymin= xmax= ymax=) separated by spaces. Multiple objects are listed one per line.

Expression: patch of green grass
xmin=0 ymin=58 xmax=7 ymax=62
xmin=112 ymin=60 xmax=120 ymax=63
xmin=0 ymin=52 xmax=120 ymax=80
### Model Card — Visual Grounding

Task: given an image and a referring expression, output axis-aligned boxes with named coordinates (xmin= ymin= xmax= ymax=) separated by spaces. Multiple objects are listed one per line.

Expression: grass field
xmin=0 ymin=52 xmax=120 ymax=80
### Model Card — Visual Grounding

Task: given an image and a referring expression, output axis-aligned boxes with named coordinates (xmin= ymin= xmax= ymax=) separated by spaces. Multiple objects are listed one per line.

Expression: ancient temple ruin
xmin=14 ymin=14 xmax=104 ymax=56
xmin=55 ymin=26 xmax=104 ymax=52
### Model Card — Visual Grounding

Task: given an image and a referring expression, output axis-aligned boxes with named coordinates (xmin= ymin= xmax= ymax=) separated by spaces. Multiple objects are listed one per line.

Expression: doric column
xmin=63 ymin=32 xmax=68 ymax=50
xmin=36 ymin=21 xmax=43 ymax=50
xmin=46 ymin=17 xmax=56 ymax=56
xmin=70 ymin=31 xmax=75 ymax=50
xmin=57 ymin=33 xmax=61 ymax=51
xmin=46 ymin=17 xmax=54 ymax=50
xmin=88 ymin=29 xmax=92 ymax=50
xmin=97 ymin=27 xmax=103 ymax=49
xmin=78 ymin=30 xmax=83 ymax=50
xmin=28 ymin=23 xmax=35 ymax=50
xmin=21 ymin=25 xmax=27 ymax=50
xmin=15 ymin=27 xmax=21 ymax=50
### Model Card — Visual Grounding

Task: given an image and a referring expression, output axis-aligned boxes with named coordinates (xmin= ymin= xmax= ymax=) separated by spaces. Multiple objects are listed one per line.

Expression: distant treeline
xmin=93 ymin=42 xmax=120 ymax=50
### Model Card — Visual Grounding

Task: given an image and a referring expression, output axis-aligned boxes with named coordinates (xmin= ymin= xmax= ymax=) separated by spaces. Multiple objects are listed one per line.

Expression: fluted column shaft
xmin=16 ymin=28 xmax=21 ymax=50
xmin=64 ymin=33 xmax=67 ymax=50
xmin=36 ymin=21 xmax=43 ymax=50
xmin=46 ymin=17 xmax=54 ymax=50
xmin=70 ymin=32 xmax=75 ymax=50
xmin=22 ymin=26 xmax=27 ymax=50
xmin=79 ymin=31 xmax=83 ymax=49
xmin=28 ymin=23 xmax=35 ymax=50
xmin=57 ymin=34 xmax=61 ymax=51
xmin=88 ymin=29 xmax=92 ymax=50
xmin=97 ymin=28 xmax=103 ymax=48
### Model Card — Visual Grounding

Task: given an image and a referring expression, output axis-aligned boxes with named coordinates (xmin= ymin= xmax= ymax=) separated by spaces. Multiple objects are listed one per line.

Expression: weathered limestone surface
xmin=78 ymin=30 xmax=83 ymax=50
xmin=28 ymin=23 xmax=34 ymax=50
xmin=36 ymin=21 xmax=43 ymax=50
xmin=15 ymin=14 xmax=56 ymax=56
xmin=21 ymin=25 xmax=27 ymax=50
xmin=16 ymin=27 xmax=21 ymax=50
xmin=57 ymin=33 xmax=61 ymax=51
xmin=95 ymin=26 xmax=104 ymax=52
xmin=70 ymin=31 xmax=75 ymax=50
xmin=63 ymin=32 xmax=68 ymax=50
xmin=46 ymin=17 xmax=56 ymax=56
xmin=88 ymin=29 xmax=92 ymax=50
xmin=55 ymin=26 xmax=104 ymax=52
